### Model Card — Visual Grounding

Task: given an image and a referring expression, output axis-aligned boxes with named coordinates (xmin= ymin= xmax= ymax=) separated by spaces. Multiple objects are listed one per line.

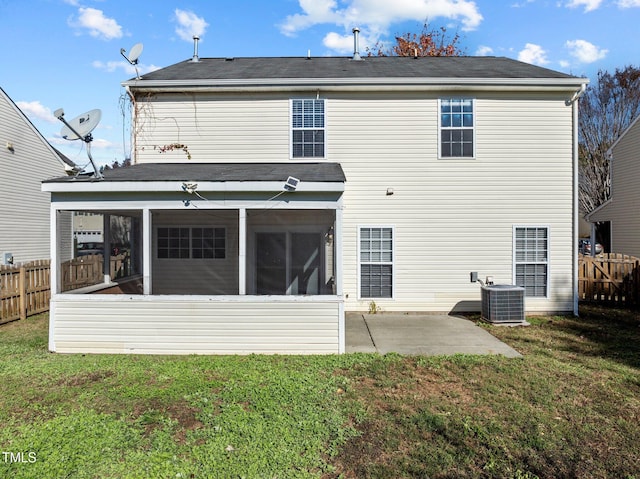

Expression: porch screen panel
xmin=290 ymin=233 xmax=321 ymax=295
xmin=256 ymin=233 xmax=287 ymax=294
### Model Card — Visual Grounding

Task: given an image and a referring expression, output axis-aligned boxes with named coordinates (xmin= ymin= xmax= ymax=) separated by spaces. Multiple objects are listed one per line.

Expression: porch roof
xmin=44 ymin=162 xmax=345 ymax=183
xmin=42 ymin=162 xmax=346 ymax=193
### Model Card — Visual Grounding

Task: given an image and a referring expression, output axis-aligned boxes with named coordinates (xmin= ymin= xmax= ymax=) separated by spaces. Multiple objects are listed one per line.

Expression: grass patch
xmin=1 ymin=306 xmax=639 ymax=478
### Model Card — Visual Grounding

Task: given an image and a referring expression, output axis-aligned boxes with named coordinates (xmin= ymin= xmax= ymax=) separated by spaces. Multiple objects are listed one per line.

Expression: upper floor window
xmin=291 ymin=99 xmax=325 ymax=158
xmin=440 ymin=98 xmax=474 ymax=158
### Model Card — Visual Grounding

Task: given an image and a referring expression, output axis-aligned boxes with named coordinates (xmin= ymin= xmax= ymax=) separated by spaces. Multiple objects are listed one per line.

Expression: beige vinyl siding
xmin=151 ymin=210 xmax=239 ymax=294
xmin=51 ymin=297 xmax=341 ymax=354
xmin=0 ymin=91 xmax=67 ymax=264
xmin=134 ymin=93 xmax=290 ymax=164
xmin=132 ymin=90 xmax=575 ymax=313
xmin=328 ymin=93 xmax=574 ymax=313
xmin=590 ymin=120 xmax=640 ymax=257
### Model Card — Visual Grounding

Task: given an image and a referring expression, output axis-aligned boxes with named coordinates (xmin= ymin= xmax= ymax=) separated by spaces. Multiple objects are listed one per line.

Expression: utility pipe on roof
xmin=352 ymin=27 xmax=362 ymax=61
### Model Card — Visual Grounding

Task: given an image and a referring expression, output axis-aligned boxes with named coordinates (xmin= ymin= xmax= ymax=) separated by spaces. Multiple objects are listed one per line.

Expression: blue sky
xmin=2 ymin=0 xmax=639 ymax=170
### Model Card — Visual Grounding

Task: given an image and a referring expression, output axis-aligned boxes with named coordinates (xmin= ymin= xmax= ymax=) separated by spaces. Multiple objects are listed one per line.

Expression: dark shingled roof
xmin=43 ymin=162 xmax=346 ymax=183
xmin=133 ymin=56 xmax=580 ymax=82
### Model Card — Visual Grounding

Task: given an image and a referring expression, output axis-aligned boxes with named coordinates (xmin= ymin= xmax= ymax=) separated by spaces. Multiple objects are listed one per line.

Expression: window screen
xmin=440 ymin=98 xmax=474 ymax=158
xmin=514 ymin=227 xmax=548 ymax=297
xmin=292 ymin=99 xmax=325 ymax=158
xmin=360 ymin=227 xmax=393 ymax=298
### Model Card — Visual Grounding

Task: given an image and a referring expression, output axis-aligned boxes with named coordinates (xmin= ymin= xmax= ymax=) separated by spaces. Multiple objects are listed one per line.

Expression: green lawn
xmin=0 ymin=306 xmax=638 ymax=478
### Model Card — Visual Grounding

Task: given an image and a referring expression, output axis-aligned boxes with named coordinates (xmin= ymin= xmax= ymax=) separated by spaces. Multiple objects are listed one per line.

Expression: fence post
xmin=19 ymin=265 xmax=27 ymax=320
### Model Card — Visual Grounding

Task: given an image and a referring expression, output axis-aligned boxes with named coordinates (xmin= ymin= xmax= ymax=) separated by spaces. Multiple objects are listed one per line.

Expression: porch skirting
xmin=49 ymin=295 xmax=344 ymax=355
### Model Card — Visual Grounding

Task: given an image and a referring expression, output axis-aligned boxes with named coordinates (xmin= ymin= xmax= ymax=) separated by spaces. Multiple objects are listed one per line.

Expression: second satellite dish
xmin=59 ymin=109 xmax=101 ymax=140
xmin=121 ymin=43 xmax=143 ymax=65
xmin=120 ymin=42 xmax=144 ymax=79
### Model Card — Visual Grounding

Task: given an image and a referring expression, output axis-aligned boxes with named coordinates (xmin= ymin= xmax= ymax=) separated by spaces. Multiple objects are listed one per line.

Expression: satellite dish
xmin=60 ymin=109 xmax=101 ymax=140
xmin=121 ymin=42 xmax=144 ymax=79
xmin=55 ymin=108 xmax=103 ymax=179
xmin=122 ymin=43 xmax=143 ymax=65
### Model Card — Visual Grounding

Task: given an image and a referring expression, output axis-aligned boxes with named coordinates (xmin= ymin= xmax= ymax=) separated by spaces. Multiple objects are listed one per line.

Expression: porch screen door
xmin=290 ymin=233 xmax=321 ymax=295
xmin=256 ymin=233 xmax=287 ymax=294
xmin=255 ymin=232 xmax=322 ymax=295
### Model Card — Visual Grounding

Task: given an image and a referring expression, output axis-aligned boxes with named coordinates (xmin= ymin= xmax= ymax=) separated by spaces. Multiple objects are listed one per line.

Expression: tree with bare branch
xmin=579 ymin=66 xmax=640 ymax=217
xmin=367 ymin=23 xmax=464 ymax=57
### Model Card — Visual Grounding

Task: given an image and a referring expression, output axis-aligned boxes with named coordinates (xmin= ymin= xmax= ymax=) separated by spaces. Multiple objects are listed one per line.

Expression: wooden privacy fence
xmin=0 ymin=260 xmax=51 ymax=324
xmin=61 ymin=253 xmax=131 ymax=292
xmin=1 ymin=254 xmax=131 ymax=323
xmin=578 ymin=253 xmax=640 ymax=307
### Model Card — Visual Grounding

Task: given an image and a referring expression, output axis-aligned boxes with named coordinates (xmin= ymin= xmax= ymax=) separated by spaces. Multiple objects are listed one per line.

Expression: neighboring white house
xmin=0 ymin=87 xmax=74 ymax=265
xmin=587 ymin=114 xmax=640 ymax=257
xmin=42 ymin=50 xmax=588 ymax=354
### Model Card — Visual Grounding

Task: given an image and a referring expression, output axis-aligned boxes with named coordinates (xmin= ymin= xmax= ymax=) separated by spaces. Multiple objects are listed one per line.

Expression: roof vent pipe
xmin=191 ymin=35 xmax=200 ymax=62
xmin=352 ymin=27 xmax=362 ymax=61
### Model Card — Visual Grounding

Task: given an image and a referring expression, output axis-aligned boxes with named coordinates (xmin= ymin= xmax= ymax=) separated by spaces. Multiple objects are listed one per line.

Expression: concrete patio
xmin=345 ymin=313 xmax=522 ymax=357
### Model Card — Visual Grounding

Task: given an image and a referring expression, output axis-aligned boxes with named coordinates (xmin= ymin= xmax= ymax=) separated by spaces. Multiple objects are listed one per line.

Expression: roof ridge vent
xmin=352 ymin=27 xmax=362 ymax=61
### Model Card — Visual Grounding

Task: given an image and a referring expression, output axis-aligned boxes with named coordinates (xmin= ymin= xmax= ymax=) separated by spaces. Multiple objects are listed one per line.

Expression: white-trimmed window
xmin=291 ymin=99 xmax=325 ymax=158
xmin=157 ymin=227 xmax=226 ymax=259
xmin=514 ymin=226 xmax=548 ymax=297
xmin=439 ymin=98 xmax=474 ymax=158
xmin=359 ymin=227 xmax=393 ymax=298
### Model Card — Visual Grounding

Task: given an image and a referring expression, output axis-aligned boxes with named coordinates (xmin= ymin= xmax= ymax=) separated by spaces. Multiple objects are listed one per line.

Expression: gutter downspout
xmin=568 ymin=83 xmax=587 ymax=316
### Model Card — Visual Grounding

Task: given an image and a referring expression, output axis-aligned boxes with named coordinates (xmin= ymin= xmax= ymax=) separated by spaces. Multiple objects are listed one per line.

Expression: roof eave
xmin=123 ymin=77 xmax=588 ymax=93
xmin=42 ymin=180 xmax=345 ymax=194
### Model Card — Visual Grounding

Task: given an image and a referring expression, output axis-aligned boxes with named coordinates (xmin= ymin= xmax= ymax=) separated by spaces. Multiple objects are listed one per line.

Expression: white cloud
xmin=69 ymin=7 xmax=123 ymax=40
xmin=92 ymin=60 xmax=161 ymax=76
xmin=174 ymin=9 xmax=209 ymax=42
xmin=565 ymin=0 xmax=603 ymax=12
xmin=475 ymin=45 xmax=494 ymax=56
xmin=565 ymin=39 xmax=607 ymax=63
xmin=279 ymin=0 xmax=484 ymax=44
xmin=518 ymin=43 xmax=548 ymax=65
xmin=617 ymin=0 xmax=640 ymax=6
xmin=16 ymin=101 xmax=57 ymax=124
xmin=323 ymin=32 xmax=356 ymax=53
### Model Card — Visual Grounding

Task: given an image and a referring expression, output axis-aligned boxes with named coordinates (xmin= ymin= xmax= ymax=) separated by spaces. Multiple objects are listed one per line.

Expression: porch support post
xmin=239 ymin=208 xmax=246 ymax=295
xmin=49 ymin=205 xmax=59 ymax=352
xmin=103 ymin=214 xmax=111 ymax=283
xmin=335 ymin=200 xmax=344 ymax=296
xmin=50 ymin=205 xmax=59 ymax=295
xmin=335 ymin=199 xmax=345 ymax=353
xmin=142 ymin=208 xmax=152 ymax=295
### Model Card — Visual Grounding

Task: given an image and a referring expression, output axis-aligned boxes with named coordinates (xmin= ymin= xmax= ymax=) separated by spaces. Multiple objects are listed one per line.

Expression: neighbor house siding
xmin=0 ymin=89 xmax=67 ymax=264
xmin=51 ymin=296 xmax=341 ymax=354
xmin=590 ymin=119 xmax=640 ymax=257
xmin=132 ymin=90 xmax=575 ymax=313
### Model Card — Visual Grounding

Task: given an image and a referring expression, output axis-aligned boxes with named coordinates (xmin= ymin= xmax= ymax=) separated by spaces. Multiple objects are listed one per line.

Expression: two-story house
xmin=42 ymin=48 xmax=587 ymax=354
